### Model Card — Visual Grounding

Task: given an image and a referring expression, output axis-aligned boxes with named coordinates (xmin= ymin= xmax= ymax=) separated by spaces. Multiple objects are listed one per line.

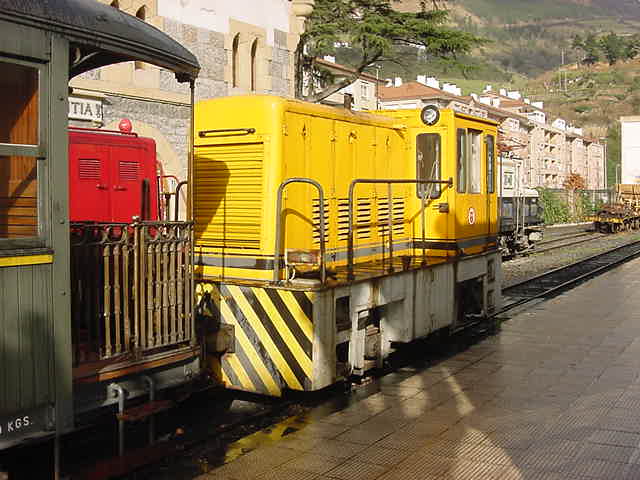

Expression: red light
xmin=118 ymin=118 xmax=133 ymax=133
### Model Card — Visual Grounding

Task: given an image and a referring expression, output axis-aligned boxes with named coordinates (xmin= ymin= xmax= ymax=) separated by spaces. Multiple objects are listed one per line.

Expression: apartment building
xmin=309 ymin=58 xmax=381 ymax=111
xmin=379 ymin=79 xmax=606 ymax=192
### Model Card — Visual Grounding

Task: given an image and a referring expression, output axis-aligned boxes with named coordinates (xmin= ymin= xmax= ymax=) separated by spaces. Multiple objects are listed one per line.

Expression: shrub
xmin=538 ymin=188 xmax=570 ymax=224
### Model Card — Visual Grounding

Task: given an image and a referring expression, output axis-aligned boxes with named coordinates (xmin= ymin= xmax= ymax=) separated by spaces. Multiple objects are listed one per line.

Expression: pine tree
xmin=295 ymin=0 xmax=485 ymax=102
xmin=598 ymin=32 xmax=625 ymax=66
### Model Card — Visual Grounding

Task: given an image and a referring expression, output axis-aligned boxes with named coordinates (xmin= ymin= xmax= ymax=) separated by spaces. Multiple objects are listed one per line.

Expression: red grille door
xmin=69 ymin=143 xmax=111 ymax=222
xmin=111 ymin=147 xmax=142 ymax=222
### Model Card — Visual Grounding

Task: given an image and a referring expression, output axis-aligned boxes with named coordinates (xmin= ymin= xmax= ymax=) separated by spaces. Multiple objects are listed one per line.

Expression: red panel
xmin=69 ymin=130 xmax=159 ymax=223
xmin=69 ymin=142 xmax=110 ymax=222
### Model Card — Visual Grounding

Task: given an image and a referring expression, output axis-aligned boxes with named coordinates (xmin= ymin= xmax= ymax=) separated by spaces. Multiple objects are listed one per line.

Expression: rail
xmin=347 ymin=178 xmax=452 ymax=279
xmin=500 ymin=239 xmax=640 ymax=315
xmin=273 ymin=178 xmax=327 ymax=284
xmin=70 ymin=221 xmax=195 ymax=364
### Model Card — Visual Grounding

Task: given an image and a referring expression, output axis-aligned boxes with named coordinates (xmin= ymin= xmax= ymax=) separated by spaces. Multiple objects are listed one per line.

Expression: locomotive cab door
xmin=485 ymin=134 xmax=496 ymax=243
xmin=454 ymin=127 xmax=487 ymax=254
xmin=416 ymin=131 xmax=448 ymax=253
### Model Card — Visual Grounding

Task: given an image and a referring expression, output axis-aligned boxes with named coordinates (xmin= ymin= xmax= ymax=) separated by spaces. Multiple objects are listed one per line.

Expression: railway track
xmin=500 ymin=239 xmax=640 ymax=315
xmin=533 ymin=231 xmax=606 ymax=255
xmin=74 ymin=239 xmax=640 ymax=479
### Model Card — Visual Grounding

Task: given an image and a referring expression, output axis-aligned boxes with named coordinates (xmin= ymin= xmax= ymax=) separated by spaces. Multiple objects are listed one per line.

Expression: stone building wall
xmin=160 ymin=18 xmax=228 ymax=101
xmin=102 ymin=96 xmax=191 ymax=180
xmin=271 ymin=29 xmax=293 ymax=96
xmin=69 ymin=0 xmax=311 ymax=203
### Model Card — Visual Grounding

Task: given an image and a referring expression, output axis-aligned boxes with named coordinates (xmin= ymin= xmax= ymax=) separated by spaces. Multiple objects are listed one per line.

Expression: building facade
xmin=378 ymin=79 xmax=606 ymax=192
xmin=305 ymin=58 xmax=381 ymax=111
xmin=621 ymin=116 xmax=640 ymax=184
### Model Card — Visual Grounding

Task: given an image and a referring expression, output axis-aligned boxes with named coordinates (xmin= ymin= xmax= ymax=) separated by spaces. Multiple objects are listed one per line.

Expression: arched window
xmin=231 ymin=34 xmax=240 ymax=88
xmin=250 ymin=39 xmax=258 ymax=92
xmin=135 ymin=6 xmax=147 ymax=70
xmin=110 ymin=0 xmax=119 ymax=7
xmin=136 ymin=5 xmax=146 ymax=20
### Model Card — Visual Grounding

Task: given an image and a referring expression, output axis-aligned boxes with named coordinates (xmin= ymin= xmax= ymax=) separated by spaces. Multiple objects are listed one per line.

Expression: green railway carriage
xmin=0 ymin=0 xmax=200 ymax=471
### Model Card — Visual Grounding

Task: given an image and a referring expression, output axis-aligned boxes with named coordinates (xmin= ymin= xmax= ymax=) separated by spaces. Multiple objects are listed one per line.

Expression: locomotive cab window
xmin=457 ymin=129 xmax=485 ymax=194
xmin=0 ymin=59 xmax=46 ymax=246
xmin=457 ymin=129 xmax=467 ymax=193
xmin=416 ymin=133 xmax=441 ymax=199
xmin=468 ymin=130 xmax=482 ymax=194
xmin=486 ymin=135 xmax=495 ymax=194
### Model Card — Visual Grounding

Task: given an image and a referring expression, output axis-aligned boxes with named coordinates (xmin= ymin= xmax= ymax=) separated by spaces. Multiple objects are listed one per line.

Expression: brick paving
xmin=199 ymin=259 xmax=640 ymax=479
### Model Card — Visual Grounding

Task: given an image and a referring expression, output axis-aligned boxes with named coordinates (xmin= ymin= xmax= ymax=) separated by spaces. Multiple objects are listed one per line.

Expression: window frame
xmin=415 ymin=132 xmax=442 ymax=199
xmin=486 ymin=134 xmax=495 ymax=194
xmin=231 ymin=33 xmax=240 ymax=89
xmin=0 ymin=56 xmax=49 ymax=250
xmin=457 ymin=128 xmax=467 ymax=193
xmin=250 ymin=38 xmax=258 ymax=92
xmin=468 ymin=129 xmax=482 ymax=194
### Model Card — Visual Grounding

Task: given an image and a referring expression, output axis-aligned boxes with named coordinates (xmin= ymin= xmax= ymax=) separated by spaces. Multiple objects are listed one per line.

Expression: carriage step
xmin=116 ymin=400 xmax=173 ymax=422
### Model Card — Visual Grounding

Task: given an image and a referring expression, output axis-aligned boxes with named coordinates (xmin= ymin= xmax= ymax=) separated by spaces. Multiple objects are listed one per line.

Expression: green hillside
xmin=393 ymin=0 xmax=640 ymax=78
xmin=384 ymin=0 xmax=640 ymax=183
xmin=336 ymin=0 xmax=640 ymax=135
xmin=525 ymin=59 xmax=640 ymax=134
xmin=458 ymin=0 xmax=601 ymax=23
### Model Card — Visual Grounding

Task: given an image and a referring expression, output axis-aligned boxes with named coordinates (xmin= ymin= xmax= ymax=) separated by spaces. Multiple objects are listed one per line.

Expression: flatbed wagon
xmin=591 ymin=184 xmax=640 ymax=233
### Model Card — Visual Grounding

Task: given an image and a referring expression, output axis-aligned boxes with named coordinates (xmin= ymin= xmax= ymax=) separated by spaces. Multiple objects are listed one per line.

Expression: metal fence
xmin=70 ymin=221 xmax=194 ymax=365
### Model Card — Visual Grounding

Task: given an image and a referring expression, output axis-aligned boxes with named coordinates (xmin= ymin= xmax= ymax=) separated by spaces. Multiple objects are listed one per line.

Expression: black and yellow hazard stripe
xmin=208 ymin=283 xmax=314 ymax=396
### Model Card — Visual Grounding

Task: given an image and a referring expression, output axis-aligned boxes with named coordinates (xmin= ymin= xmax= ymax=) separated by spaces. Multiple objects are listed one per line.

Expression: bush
xmin=538 ymin=188 xmax=570 ymax=224
xmin=578 ymin=191 xmax=599 ymax=217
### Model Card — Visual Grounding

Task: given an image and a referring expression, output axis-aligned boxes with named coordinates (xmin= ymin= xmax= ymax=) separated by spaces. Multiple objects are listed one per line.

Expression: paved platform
xmin=200 ymin=258 xmax=640 ymax=479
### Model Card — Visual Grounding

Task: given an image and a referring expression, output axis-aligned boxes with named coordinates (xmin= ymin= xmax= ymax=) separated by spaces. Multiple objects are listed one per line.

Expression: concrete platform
xmin=199 ymin=258 xmax=640 ymax=479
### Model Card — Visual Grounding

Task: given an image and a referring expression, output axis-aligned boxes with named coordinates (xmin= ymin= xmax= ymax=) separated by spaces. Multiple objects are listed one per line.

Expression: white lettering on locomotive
xmin=0 ymin=416 xmax=31 ymax=436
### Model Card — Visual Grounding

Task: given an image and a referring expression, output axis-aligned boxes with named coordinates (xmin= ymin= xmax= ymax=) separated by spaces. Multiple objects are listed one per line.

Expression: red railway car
xmin=69 ymin=125 xmax=160 ymax=223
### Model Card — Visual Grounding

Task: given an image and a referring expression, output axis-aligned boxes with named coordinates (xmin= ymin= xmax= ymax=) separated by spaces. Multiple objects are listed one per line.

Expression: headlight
xmin=420 ymin=105 xmax=440 ymax=126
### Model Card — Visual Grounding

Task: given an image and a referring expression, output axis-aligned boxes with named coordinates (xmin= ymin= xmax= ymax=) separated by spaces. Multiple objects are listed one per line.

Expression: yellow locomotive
xmin=194 ymin=96 xmax=501 ymax=396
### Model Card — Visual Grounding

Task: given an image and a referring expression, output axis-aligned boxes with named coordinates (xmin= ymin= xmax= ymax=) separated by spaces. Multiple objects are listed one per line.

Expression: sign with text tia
xmin=69 ymin=96 xmax=103 ymax=122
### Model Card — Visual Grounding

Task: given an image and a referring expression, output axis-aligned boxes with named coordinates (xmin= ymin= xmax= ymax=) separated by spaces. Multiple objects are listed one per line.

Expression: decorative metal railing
xmin=71 ymin=221 xmax=194 ymax=365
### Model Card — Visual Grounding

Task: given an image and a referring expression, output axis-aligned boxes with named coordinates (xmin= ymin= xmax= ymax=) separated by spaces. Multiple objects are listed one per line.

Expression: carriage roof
xmin=0 ymin=0 xmax=200 ymax=81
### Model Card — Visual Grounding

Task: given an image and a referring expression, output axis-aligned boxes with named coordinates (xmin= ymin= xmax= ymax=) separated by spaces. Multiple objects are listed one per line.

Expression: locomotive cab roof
xmin=0 ymin=0 xmax=200 ymax=81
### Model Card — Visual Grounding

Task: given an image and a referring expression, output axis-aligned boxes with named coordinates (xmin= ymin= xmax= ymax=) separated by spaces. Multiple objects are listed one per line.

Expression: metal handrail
xmin=273 ymin=178 xmax=327 ymax=284
xmin=198 ymin=128 xmax=255 ymax=137
xmin=347 ymin=178 xmax=453 ymax=278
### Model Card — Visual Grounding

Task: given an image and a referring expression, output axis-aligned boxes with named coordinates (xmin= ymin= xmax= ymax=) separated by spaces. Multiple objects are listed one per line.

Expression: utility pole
xmin=560 ymin=48 xmax=567 ymax=93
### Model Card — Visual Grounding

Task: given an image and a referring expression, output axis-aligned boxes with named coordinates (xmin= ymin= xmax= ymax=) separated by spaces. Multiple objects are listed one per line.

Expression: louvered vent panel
xmin=79 ymin=158 xmax=101 ymax=180
xmin=337 ymin=198 xmax=349 ymax=242
xmin=119 ymin=161 xmax=140 ymax=181
xmin=378 ymin=197 xmax=406 ymax=236
xmin=195 ymin=143 xmax=263 ymax=249
xmin=392 ymin=198 xmax=406 ymax=236
xmin=356 ymin=198 xmax=371 ymax=239
xmin=336 ymin=198 xmax=372 ymax=241
xmin=312 ymin=199 xmax=329 ymax=245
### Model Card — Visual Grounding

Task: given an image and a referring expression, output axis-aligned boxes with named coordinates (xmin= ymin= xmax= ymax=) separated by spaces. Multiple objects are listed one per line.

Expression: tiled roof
xmin=378 ymin=82 xmax=463 ymax=101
